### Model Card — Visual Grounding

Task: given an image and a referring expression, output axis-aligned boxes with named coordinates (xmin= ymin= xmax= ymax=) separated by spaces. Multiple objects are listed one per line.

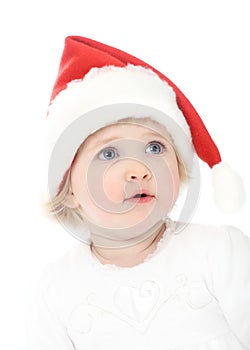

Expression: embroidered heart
xmin=114 ymin=280 xmax=160 ymax=323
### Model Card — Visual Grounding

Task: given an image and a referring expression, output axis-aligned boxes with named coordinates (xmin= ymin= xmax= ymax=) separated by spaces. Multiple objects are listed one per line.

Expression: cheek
xmin=103 ymin=169 xmax=124 ymax=202
xmin=167 ymin=155 xmax=180 ymax=182
xmin=155 ymin=156 xmax=180 ymax=207
xmin=169 ymin=168 xmax=180 ymax=200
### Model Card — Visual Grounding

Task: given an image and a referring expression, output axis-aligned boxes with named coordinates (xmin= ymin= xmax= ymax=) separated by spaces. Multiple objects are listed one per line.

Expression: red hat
xmin=47 ymin=36 xmax=244 ymax=213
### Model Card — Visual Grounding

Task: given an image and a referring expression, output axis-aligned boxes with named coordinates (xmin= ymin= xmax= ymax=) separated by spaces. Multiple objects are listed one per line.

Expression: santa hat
xmin=47 ymin=35 xmax=244 ymax=213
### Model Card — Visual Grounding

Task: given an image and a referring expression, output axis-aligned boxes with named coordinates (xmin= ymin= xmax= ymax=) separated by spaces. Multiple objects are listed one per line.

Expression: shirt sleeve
xmin=26 ymin=263 xmax=75 ymax=350
xmin=207 ymin=226 xmax=250 ymax=350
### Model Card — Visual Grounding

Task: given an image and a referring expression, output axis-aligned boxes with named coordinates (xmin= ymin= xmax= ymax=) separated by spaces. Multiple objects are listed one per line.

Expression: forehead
xmin=84 ymin=119 xmax=172 ymax=148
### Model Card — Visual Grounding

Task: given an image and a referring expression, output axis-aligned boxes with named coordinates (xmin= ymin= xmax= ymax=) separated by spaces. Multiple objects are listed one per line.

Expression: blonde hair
xmin=46 ymin=117 xmax=188 ymax=226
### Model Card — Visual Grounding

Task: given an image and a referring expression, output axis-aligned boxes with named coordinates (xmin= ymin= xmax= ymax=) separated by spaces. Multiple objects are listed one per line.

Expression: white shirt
xmin=27 ymin=223 xmax=250 ymax=349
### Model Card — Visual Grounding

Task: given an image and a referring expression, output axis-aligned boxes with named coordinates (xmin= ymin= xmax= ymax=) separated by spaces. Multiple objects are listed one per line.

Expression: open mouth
xmin=133 ymin=193 xmax=149 ymax=198
xmin=125 ymin=192 xmax=155 ymax=203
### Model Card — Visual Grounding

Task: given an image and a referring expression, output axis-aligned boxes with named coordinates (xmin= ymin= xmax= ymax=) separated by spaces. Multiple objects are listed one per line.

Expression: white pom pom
xmin=212 ymin=162 xmax=245 ymax=213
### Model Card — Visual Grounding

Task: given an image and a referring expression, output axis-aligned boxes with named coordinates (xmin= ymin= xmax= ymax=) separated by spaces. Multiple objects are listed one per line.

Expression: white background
xmin=0 ymin=1 xmax=249 ymax=348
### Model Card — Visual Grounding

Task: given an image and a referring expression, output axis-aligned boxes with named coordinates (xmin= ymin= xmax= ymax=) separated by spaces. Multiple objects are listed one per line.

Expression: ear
xmin=62 ymin=192 xmax=80 ymax=209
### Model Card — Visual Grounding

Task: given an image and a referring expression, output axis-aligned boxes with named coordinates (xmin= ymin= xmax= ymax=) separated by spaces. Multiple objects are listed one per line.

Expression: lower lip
xmin=126 ymin=196 xmax=154 ymax=204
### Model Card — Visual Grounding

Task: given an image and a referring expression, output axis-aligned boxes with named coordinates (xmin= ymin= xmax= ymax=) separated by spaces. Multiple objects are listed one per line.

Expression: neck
xmin=90 ymin=223 xmax=166 ymax=268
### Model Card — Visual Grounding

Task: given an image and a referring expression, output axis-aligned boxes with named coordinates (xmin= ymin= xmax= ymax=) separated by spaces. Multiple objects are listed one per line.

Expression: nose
xmin=125 ymin=161 xmax=152 ymax=181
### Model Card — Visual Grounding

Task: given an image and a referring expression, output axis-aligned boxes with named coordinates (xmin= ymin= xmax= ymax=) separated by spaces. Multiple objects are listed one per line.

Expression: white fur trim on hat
xmin=47 ymin=65 xmax=191 ymax=150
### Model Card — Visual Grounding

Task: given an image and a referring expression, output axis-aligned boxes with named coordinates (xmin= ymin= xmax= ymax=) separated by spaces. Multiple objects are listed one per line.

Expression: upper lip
xmin=125 ymin=190 xmax=154 ymax=200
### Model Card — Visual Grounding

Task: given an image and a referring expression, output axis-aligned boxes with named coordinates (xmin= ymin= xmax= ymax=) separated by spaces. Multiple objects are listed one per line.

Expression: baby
xmin=28 ymin=36 xmax=250 ymax=350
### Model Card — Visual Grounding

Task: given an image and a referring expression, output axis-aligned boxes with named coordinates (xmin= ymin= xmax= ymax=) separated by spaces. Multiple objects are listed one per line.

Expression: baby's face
xmin=70 ymin=122 xmax=180 ymax=246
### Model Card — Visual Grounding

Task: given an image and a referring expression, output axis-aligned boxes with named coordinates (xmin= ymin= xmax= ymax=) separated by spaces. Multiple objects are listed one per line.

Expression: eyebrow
xmin=88 ymin=136 xmax=121 ymax=151
xmin=88 ymin=131 xmax=170 ymax=151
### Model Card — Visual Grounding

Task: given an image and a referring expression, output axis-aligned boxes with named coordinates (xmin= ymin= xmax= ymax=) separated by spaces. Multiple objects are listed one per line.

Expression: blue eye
xmin=98 ymin=147 xmax=118 ymax=160
xmin=145 ymin=141 xmax=165 ymax=154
